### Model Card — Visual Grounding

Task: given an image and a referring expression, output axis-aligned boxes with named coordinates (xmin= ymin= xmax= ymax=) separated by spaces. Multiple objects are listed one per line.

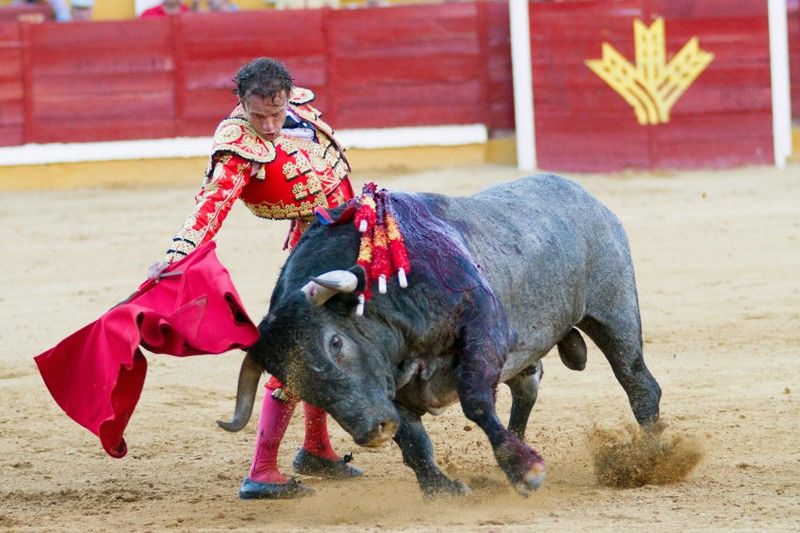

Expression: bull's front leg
xmin=393 ymin=405 xmax=469 ymax=497
xmin=456 ymin=333 xmax=546 ymax=496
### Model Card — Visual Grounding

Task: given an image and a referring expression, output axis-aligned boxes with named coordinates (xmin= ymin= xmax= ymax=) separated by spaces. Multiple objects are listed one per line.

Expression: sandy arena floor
xmin=1 ymin=163 xmax=799 ymax=531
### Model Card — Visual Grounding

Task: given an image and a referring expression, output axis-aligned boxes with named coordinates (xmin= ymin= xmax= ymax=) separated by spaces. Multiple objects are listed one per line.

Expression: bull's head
xmin=220 ymin=264 xmax=402 ymax=448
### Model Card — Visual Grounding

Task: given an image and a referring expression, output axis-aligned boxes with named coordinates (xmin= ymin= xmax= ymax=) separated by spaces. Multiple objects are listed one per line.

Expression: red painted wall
xmin=531 ymin=0 xmax=774 ymax=171
xmin=0 ymin=23 xmax=23 ymax=146
xmin=0 ymin=1 xmax=793 ymax=172
xmin=789 ymin=0 xmax=800 ymax=121
xmin=172 ymin=9 xmax=329 ymax=137
xmin=4 ymin=2 xmax=513 ymax=147
xmin=23 ymin=19 xmax=177 ymax=143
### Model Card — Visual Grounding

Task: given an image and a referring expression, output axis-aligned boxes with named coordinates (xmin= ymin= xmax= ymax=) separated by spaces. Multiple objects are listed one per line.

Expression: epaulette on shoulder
xmin=289 ymin=87 xmax=315 ymax=106
xmin=211 ymin=117 xmax=276 ymax=164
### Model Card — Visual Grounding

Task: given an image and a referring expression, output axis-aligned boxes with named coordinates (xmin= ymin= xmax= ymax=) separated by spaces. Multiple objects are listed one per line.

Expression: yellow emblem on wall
xmin=585 ymin=18 xmax=714 ymax=125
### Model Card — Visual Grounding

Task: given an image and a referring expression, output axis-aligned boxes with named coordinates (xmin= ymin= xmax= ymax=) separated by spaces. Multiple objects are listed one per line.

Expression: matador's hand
xmin=146 ymin=261 xmax=170 ymax=280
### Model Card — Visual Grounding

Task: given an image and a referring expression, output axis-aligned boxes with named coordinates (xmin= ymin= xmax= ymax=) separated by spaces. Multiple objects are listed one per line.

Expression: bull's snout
xmin=355 ymin=418 xmax=399 ymax=447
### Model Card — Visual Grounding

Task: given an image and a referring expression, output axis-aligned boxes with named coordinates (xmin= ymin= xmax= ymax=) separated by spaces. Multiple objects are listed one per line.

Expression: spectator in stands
xmin=70 ymin=0 xmax=93 ymax=20
xmin=268 ymin=0 xmax=340 ymax=8
xmin=190 ymin=0 xmax=238 ymax=11
xmin=11 ymin=0 xmax=71 ymax=21
xmin=207 ymin=0 xmax=238 ymax=11
xmin=147 ymin=57 xmax=362 ymax=500
xmin=139 ymin=0 xmax=190 ymax=17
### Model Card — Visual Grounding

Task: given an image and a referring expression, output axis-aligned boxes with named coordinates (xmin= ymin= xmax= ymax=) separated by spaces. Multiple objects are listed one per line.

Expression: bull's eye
xmin=329 ymin=334 xmax=343 ymax=358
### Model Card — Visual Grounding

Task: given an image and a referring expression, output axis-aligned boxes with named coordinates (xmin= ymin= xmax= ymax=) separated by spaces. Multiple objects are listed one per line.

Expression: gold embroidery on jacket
xmin=211 ymin=119 xmax=277 ymax=164
xmin=289 ymin=87 xmax=315 ymax=106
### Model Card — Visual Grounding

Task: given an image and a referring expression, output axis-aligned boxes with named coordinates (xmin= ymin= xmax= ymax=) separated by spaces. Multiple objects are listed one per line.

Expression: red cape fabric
xmin=34 ymin=242 xmax=259 ymax=458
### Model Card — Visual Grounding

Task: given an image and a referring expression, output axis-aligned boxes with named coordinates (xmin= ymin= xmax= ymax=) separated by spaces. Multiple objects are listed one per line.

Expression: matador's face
xmin=241 ymin=91 xmax=289 ymax=142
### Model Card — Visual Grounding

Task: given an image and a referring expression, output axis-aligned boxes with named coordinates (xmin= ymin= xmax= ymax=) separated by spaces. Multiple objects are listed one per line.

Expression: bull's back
xmin=426 ymin=174 xmax=635 ymax=355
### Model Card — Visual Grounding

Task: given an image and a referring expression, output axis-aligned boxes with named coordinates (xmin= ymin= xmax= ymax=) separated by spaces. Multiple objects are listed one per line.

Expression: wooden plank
xmin=24 ymin=19 xmax=176 ymax=143
xmin=484 ymin=0 xmax=513 ymax=130
xmin=31 ymin=93 xmax=176 ymax=120
xmin=173 ymin=10 xmax=325 ymax=55
xmin=531 ymin=0 xmax=773 ymax=171
xmin=31 ymin=72 xmax=175 ymax=97
xmin=29 ymin=117 xmax=177 ymax=144
xmin=0 ymin=22 xmax=22 ymax=144
xmin=789 ymin=0 xmax=800 ymax=121
xmin=0 ymin=78 xmax=22 ymax=101
xmin=327 ymin=2 xmax=483 ymax=129
xmin=530 ymin=0 xmax=649 ymax=171
xmin=645 ymin=0 xmax=772 ymax=167
xmin=0 ymin=124 xmax=22 ymax=146
xmin=172 ymin=10 xmax=326 ymax=136
xmin=26 ymin=18 xmax=171 ymax=47
xmin=0 ymin=100 xmax=23 ymax=125
xmin=535 ymin=115 xmax=651 ymax=172
xmin=333 ymin=78 xmax=484 ymax=127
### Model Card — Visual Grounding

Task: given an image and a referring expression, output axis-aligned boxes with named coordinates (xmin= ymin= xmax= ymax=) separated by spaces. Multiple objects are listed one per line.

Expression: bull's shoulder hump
xmin=474 ymin=174 xmax=597 ymax=204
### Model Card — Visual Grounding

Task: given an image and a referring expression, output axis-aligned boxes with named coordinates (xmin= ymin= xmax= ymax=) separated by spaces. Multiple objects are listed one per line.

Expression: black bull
xmin=220 ymin=174 xmax=662 ymax=496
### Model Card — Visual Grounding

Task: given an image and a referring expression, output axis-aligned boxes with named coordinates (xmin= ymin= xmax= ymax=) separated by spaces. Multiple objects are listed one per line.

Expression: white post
xmin=509 ymin=0 xmax=536 ymax=171
xmin=768 ymin=0 xmax=793 ymax=168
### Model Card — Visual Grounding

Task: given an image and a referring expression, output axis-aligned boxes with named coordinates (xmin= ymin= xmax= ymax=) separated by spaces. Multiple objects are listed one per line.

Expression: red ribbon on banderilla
xmin=313 ymin=182 xmax=411 ymax=316
xmin=353 ymin=183 xmax=412 ymax=315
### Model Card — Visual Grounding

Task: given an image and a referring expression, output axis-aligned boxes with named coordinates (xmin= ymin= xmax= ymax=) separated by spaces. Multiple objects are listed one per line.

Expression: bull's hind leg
xmin=505 ymin=361 xmax=543 ymax=441
xmin=579 ymin=314 xmax=661 ymax=426
xmin=393 ymin=405 xmax=469 ymax=497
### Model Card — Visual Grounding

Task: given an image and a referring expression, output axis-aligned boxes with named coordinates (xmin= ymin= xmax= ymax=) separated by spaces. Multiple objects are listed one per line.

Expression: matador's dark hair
xmin=233 ymin=57 xmax=293 ymax=102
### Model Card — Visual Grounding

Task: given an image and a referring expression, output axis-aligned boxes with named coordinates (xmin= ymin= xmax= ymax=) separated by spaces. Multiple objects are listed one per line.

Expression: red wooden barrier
xmin=789 ymin=0 xmax=800 ymax=122
xmin=531 ymin=0 xmax=773 ymax=171
xmin=531 ymin=0 xmax=650 ymax=171
xmin=172 ymin=9 xmax=328 ymax=137
xmin=482 ymin=0 xmax=514 ymax=132
xmin=645 ymin=0 xmax=772 ymax=168
xmin=3 ymin=0 xmax=794 ymax=172
xmin=24 ymin=19 xmax=176 ymax=143
xmin=0 ymin=22 xmax=24 ymax=146
xmin=327 ymin=3 xmax=485 ymax=128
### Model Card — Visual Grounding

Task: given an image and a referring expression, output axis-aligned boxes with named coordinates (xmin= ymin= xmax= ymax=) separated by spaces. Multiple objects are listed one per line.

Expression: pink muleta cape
xmin=34 ymin=241 xmax=259 ymax=458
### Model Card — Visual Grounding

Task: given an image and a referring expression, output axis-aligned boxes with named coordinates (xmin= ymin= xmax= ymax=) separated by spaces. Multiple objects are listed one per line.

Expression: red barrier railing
xmin=2 ymin=2 xmax=512 ymax=147
xmin=23 ymin=18 xmax=177 ymax=143
xmin=531 ymin=0 xmax=775 ymax=171
xmin=0 ymin=22 xmax=23 ymax=146
xmin=789 ymin=0 xmax=800 ymax=121
xmin=0 ymin=1 xmax=795 ymax=172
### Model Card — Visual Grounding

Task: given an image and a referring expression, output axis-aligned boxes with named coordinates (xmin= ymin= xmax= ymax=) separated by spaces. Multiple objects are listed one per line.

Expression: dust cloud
xmin=588 ymin=421 xmax=704 ymax=488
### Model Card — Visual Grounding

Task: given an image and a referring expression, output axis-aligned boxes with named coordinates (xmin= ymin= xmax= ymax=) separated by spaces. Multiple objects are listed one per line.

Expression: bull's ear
xmin=348 ymin=265 xmax=367 ymax=292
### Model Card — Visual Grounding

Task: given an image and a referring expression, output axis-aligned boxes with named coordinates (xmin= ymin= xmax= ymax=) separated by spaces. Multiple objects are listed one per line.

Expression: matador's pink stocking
xmin=248 ymin=387 xmax=297 ymax=484
xmin=302 ymin=403 xmax=340 ymax=461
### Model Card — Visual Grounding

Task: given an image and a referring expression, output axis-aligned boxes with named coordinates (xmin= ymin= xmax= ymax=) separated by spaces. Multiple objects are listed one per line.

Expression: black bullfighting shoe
xmin=239 ymin=477 xmax=314 ymax=500
xmin=292 ymin=449 xmax=364 ymax=479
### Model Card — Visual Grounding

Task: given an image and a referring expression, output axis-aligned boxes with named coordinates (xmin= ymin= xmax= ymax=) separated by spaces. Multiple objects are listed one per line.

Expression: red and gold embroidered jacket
xmin=165 ymin=87 xmax=353 ymax=263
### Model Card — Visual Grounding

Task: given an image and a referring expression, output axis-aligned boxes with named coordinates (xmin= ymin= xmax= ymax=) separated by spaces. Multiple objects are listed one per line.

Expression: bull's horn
xmin=301 ymin=271 xmax=358 ymax=307
xmin=302 ymin=281 xmax=337 ymax=306
xmin=216 ymin=353 xmax=262 ymax=432
xmin=311 ymin=270 xmax=358 ymax=292
xmin=301 ymin=270 xmax=361 ymax=307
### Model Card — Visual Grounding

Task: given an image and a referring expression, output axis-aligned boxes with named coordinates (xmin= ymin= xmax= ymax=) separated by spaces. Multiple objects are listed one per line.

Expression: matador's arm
xmin=163 ymin=153 xmax=253 ymax=263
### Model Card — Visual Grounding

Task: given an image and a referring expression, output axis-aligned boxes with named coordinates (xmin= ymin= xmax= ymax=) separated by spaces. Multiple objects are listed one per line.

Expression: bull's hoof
xmin=513 ymin=461 xmax=546 ymax=496
xmin=421 ymin=476 xmax=471 ymax=498
xmin=494 ymin=440 xmax=547 ymax=496
xmin=239 ymin=478 xmax=314 ymax=500
xmin=292 ymin=449 xmax=364 ymax=479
